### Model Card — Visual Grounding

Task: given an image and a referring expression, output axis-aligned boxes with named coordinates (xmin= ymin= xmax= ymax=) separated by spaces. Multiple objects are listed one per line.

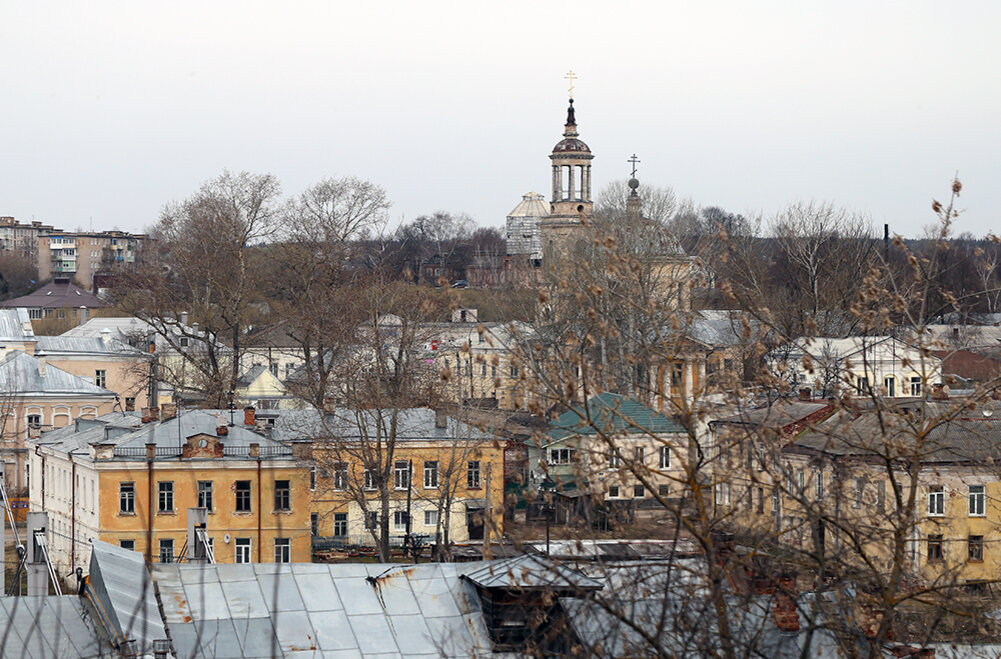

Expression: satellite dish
xmin=984 ymin=410 xmax=993 ymax=418
xmin=223 ymin=533 xmax=231 ymax=543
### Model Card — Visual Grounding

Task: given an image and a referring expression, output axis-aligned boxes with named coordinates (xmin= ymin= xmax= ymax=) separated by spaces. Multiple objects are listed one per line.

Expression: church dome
xmin=507 ymin=192 xmax=551 ymax=218
xmin=552 ymin=137 xmax=591 ymax=154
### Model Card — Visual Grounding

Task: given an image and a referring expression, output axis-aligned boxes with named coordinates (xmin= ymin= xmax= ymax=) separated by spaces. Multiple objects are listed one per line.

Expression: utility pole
xmin=405 ymin=459 xmax=413 ymax=557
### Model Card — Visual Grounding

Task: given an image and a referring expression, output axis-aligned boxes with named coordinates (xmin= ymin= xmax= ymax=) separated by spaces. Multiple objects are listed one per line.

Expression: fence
xmin=111 ymin=445 xmax=293 ymax=459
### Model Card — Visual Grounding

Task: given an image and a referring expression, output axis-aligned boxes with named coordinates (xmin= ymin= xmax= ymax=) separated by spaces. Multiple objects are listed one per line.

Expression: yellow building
xmin=28 ymin=406 xmax=312 ymax=577
xmin=274 ymin=407 xmax=505 ymax=551
xmin=711 ymin=399 xmax=1001 ymax=585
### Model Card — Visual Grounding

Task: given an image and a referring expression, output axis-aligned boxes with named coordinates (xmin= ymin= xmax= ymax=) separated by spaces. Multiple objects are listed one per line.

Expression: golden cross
xmin=564 ymin=70 xmax=577 ymax=99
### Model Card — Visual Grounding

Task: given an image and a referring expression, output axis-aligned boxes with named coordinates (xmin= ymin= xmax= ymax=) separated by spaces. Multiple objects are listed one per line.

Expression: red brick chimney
xmin=244 ymin=406 xmax=256 ymax=426
xmin=771 ymin=574 xmax=800 ymax=633
xmin=798 ymin=388 xmax=812 ymax=402
xmin=217 ymin=425 xmax=228 ymax=436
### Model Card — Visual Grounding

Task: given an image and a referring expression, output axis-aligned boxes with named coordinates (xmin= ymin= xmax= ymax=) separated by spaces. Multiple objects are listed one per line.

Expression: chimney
xmin=249 ymin=442 xmax=260 ymax=458
xmin=217 ymin=425 xmax=228 ymax=436
xmin=323 ymin=397 xmax=336 ymax=414
xmin=180 ymin=311 xmax=189 ymax=327
xmin=79 ymin=306 xmax=88 ymax=326
xmin=771 ymin=574 xmax=800 ymax=633
xmin=244 ymin=406 xmax=256 ymax=426
xmin=931 ymin=384 xmax=949 ymax=400
xmin=435 ymin=409 xmax=448 ymax=429
xmin=100 ymin=327 xmax=112 ymax=347
xmin=141 ymin=407 xmax=153 ymax=423
xmin=161 ymin=402 xmax=177 ymax=421
xmin=145 ymin=443 xmax=156 ymax=460
xmin=36 ymin=353 xmax=46 ymax=377
xmin=798 ymin=388 xmax=811 ymax=402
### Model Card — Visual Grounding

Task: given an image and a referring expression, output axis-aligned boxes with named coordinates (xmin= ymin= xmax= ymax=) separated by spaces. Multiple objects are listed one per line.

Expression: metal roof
xmin=272 ymin=407 xmax=499 ymax=444
xmin=0 ymin=278 xmax=107 ymax=310
xmin=548 ymin=393 xmax=685 ymax=442
xmin=0 ymin=308 xmax=34 ymax=341
xmin=35 ymin=334 xmax=144 ymax=356
xmin=0 ymin=351 xmax=116 ymax=397
xmin=87 ymin=541 xmax=167 ymax=655
xmin=0 ymin=596 xmax=111 ymax=658
xmin=461 ymin=554 xmax=602 ymax=590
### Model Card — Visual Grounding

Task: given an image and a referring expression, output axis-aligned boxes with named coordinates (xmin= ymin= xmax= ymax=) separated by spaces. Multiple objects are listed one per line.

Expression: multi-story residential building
xmin=711 ymin=397 xmax=1001 ymax=586
xmin=768 ymin=335 xmax=943 ymax=398
xmin=276 ymin=407 xmax=505 ymax=549
xmin=37 ymin=229 xmax=146 ymax=290
xmin=27 ymin=406 xmax=312 ymax=576
xmin=527 ymin=393 xmax=690 ymax=504
xmin=0 ymin=216 xmax=52 ymax=258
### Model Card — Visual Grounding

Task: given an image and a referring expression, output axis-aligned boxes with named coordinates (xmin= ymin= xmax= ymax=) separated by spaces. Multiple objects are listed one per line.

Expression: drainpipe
xmin=146 ymin=454 xmax=154 ymax=565
xmin=70 ymin=457 xmax=76 ymax=569
xmin=36 ymin=447 xmax=45 ymax=510
xmin=257 ymin=458 xmax=262 ymax=563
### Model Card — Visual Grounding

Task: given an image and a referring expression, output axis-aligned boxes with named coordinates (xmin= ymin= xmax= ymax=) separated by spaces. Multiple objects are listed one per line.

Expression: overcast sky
xmin=2 ymin=1 xmax=998 ymax=238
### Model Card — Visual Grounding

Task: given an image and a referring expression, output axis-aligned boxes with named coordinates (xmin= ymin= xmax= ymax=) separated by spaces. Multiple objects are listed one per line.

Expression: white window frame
xmin=393 ymin=461 xmax=411 ymax=491
xmin=273 ymin=538 xmax=290 ymax=563
xmin=928 ymin=485 xmax=945 ymax=516
xmin=424 ymin=509 xmax=439 ymax=527
xmin=393 ymin=511 xmax=408 ymax=532
xmin=235 ymin=538 xmax=252 ymax=563
xmin=423 ymin=461 xmax=439 ymax=489
xmin=969 ymin=485 xmax=986 ymax=517
xmin=659 ymin=446 xmax=671 ymax=470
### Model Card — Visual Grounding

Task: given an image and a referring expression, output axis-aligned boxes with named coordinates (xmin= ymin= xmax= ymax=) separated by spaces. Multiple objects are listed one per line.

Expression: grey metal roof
xmin=272 ymin=407 xmax=499 ymax=444
xmin=34 ymin=409 xmax=292 ymax=460
xmin=36 ymin=334 xmax=144 ymax=356
xmin=0 ymin=308 xmax=34 ymax=341
xmin=0 ymin=351 xmax=116 ymax=397
xmin=0 ymin=596 xmax=111 ymax=658
xmin=461 ymin=554 xmax=602 ymax=590
xmin=87 ymin=541 xmax=167 ymax=656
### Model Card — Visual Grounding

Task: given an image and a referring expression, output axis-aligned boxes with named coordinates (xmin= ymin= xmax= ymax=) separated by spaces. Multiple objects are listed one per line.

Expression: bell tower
xmin=540 ymin=72 xmax=594 ymax=258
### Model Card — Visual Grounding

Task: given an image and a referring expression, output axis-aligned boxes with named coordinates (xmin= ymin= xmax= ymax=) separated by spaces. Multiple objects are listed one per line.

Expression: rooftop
xmin=0 ymin=278 xmax=107 ymax=310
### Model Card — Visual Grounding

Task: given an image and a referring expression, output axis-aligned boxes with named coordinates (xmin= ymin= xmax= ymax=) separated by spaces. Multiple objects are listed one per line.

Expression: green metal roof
xmin=547 ymin=393 xmax=685 ymax=442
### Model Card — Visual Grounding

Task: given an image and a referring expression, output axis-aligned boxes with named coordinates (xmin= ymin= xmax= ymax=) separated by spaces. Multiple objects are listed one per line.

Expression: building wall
xmin=46 ymin=355 xmax=150 ymax=410
xmin=310 ymin=440 xmax=505 ymax=545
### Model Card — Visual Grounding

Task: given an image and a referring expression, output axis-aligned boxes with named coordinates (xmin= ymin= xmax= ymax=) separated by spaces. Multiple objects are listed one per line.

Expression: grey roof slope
xmin=0 ymin=307 xmax=34 ymax=341
xmin=0 ymin=596 xmax=112 ymax=659
xmin=462 ymin=553 xmax=602 ymax=590
xmin=36 ymin=334 xmax=144 ymax=356
xmin=34 ymin=409 xmax=291 ymax=458
xmin=87 ymin=541 xmax=167 ymax=656
xmin=0 ymin=351 xmax=116 ymax=396
xmin=272 ymin=407 xmax=498 ymax=443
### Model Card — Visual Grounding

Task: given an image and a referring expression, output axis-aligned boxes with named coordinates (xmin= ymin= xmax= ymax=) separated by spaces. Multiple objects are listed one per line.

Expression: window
xmin=658 ymin=484 xmax=670 ymax=496
xmin=270 ymin=362 xmax=279 ymax=377
xmin=394 ymin=461 xmax=411 ymax=490
xmin=333 ymin=463 xmax=348 ymax=490
xmin=771 ymin=488 xmax=780 ymax=513
xmin=197 ymin=481 xmax=213 ymax=510
xmin=467 ymin=461 xmax=481 ymax=488
xmin=608 ymin=485 xmax=620 ymax=498
xmin=274 ymin=480 xmax=290 ymax=511
xmin=235 ymin=480 xmax=252 ymax=512
xmin=910 ymin=376 xmax=922 ymax=396
xmin=815 ymin=471 xmax=823 ymax=501
xmin=94 ymin=370 xmax=107 ymax=388
xmin=235 ymin=538 xmax=251 ymax=563
xmin=424 ymin=509 xmax=439 ymax=526
xmin=364 ymin=511 xmax=378 ymax=531
xmin=633 ymin=484 xmax=645 ymax=498
xmin=927 ymin=534 xmax=943 ymax=562
xmin=635 ymin=447 xmax=645 ymax=465
xmin=27 ymin=414 xmax=41 ymax=428
xmin=877 ymin=480 xmax=885 ymax=512
xmin=659 ymin=447 xmax=671 ymax=470
xmin=424 ymin=461 xmax=439 ymax=489
xmin=481 ymin=363 xmax=487 ymax=376
xmin=671 ymin=362 xmax=683 ymax=386
xmin=119 ymin=482 xmax=135 ymax=514
xmin=548 ymin=448 xmax=573 ymax=465
xmin=120 ymin=539 xmax=135 ymax=551
xmin=364 ymin=469 xmax=376 ymax=491
xmin=159 ymin=539 xmax=174 ymax=564
xmin=928 ymin=485 xmax=944 ymax=516
xmin=393 ymin=511 xmax=408 ymax=532
xmin=333 ymin=513 xmax=348 ymax=537
xmin=608 ymin=452 xmax=621 ymax=468
xmin=970 ymin=485 xmax=986 ymax=516
xmin=855 ymin=376 xmax=868 ymax=394
xmin=125 ymin=397 xmax=135 ymax=412
xmin=309 ymin=467 xmax=316 ymax=491
xmin=158 ymin=482 xmax=174 ymax=513
xmin=757 ymin=487 xmax=765 ymax=514
xmin=969 ymin=535 xmax=984 ymax=561
xmin=884 ymin=376 xmax=896 ymax=397
xmin=310 ymin=513 xmax=319 ymax=537
xmin=28 ymin=309 xmax=41 ymax=320
xmin=853 ymin=479 xmax=864 ymax=509
xmin=179 ymin=336 xmax=189 ymax=347
xmin=274 ymin=538 xmax=290 ymax=563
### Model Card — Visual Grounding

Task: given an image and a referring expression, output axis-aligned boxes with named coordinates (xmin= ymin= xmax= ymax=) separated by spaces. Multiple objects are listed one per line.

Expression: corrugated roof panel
xmin=220 ymin=577 xmax=270 ymax=619
xmin=258 ymin=573 xmax=306 ymax=612
xmin=385 ymin=613 xmax=434 ymax=654
xmin=181 ymin=578 xmax=230 ymax=622
xmin=409 ymin=576 xmax=462 ymax=619
xmin=272 ymin=609 xmax=320 ymax=653
xmin=374 ymin=575 xmax=421 ymax=616
xmin=234 ymin=617 xmax=280 ymax=657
